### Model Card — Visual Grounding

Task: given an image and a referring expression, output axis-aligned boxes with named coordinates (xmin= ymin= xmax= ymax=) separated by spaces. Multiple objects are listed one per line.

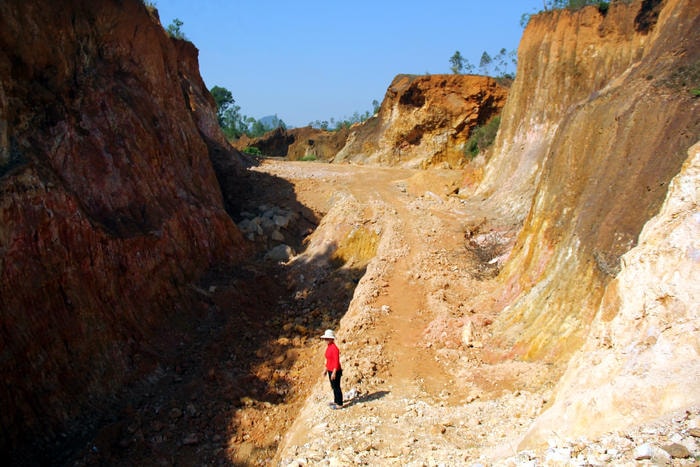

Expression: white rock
xmin=633 ymin=443 xmax=655 ymax=460
xmin=585 ymin=453 xmax=607 ymax=466
xmin=274 ymin=214 xmax=292 ymax=228
xmin=545 ymin=446 xmax=572 ymax=463
xmin=461 ymin=321 xmax=474 ymax=347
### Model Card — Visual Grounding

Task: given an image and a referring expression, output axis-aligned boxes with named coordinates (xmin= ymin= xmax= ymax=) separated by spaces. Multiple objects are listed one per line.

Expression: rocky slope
xmin=0 ymin=0 xmax=249 ymax=460
xmin=522 ymin=139 xmax=700 ymax=448
xmin=1 ymin=0 xmax=699 ymax=464
xmin=333 ymin=74 xmax=508 ymax=168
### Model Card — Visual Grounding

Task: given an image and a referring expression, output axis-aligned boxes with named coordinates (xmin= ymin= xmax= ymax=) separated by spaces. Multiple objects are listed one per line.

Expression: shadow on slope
xmin=59 ymin=166 xmax=369 ymax=466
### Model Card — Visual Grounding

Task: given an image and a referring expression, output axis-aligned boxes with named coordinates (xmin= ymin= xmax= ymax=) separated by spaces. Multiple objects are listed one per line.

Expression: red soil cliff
xmin=333 ymin=74 xmax=508 ymax=168
xmin=0 ymin=0 xmax=248 ymax=456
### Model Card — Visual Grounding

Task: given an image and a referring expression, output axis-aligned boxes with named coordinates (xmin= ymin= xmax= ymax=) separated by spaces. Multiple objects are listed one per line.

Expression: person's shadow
xmin=343 ymin=390 xmax=390 ymax=408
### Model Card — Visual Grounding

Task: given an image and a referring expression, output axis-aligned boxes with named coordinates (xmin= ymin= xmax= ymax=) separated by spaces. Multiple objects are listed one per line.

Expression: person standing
xmin=320 ymin=329 xmax=343 ymax=409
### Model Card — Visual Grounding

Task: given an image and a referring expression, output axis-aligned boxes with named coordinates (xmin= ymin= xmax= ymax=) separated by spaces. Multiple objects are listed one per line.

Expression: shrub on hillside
xmin=465 ymin=116 xmax=501 ymax=158
xmin=242 ymin=146 xmax=262 ymax=156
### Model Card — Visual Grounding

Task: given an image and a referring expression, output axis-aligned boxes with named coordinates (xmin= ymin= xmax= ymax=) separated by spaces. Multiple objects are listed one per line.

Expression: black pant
xmin=328 ymin=369 xmax=343 ymax=405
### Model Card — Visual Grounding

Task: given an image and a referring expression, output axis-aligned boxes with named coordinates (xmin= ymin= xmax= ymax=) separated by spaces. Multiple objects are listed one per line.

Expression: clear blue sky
xmin=153 ymin=1 xmax=544 ymax=128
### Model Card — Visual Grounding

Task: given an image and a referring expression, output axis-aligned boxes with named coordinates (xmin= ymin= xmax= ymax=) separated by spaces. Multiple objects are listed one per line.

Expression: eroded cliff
xmin=522 ymin=140 xmax=700 ymax=447
xmin=476 ymin=0 xmax=700 ymax=445
xmin=0 ymin=0 xmax=248 ymax=457
xmin=2 ymin=0 xmax=699 ymax=463
xmin=333 ymin=74 xmax=508 ymax=168
xmin=486 ymin=0 xmax=699 ymax=355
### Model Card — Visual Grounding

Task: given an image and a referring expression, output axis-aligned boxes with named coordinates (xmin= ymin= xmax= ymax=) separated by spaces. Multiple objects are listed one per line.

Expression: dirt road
xmin=238 ymin=160 xmax=556 ymax=466
xmin=66 ymin=158 xmax=556 ymax=466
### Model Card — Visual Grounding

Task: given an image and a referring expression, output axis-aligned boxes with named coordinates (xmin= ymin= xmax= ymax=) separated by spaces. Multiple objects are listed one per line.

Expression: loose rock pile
xmin=237 ymin=204 xmax=300 ymax=262
xmin=505 ymin=407 xmax=700 ymax=466
xmin=281 ymin=402 xmax=700 ymax=466
xmin=237 ymin=204 xmax=298 ymax=245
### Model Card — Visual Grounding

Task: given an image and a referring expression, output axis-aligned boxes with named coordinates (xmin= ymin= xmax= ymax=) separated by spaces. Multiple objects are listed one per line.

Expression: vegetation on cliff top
xmin=166 ymin=18 xmax=186 ymax=40
xmin=520 ymin=1 xmax=633 ymax=27
xmin=309 ymin=99 xmax=381 ymax=132
xmin=449 ymin=48 xmax=517 ymax=79
xmin=544 ymin=0 xmax=615 ymax=10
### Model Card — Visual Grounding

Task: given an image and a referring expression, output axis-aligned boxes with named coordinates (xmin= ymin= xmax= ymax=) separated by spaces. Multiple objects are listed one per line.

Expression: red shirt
xmin=325 ymin=342 xmax=341 ymax=371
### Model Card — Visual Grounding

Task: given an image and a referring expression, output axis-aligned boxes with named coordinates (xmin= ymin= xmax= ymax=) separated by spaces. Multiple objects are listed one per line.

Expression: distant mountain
xmin=259 ymin=114 xmax=286 ymax=129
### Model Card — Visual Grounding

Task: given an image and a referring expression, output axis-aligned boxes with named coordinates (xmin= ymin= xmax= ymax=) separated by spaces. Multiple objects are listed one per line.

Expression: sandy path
xmin=257 ymin=161 xmax=468 ymax=399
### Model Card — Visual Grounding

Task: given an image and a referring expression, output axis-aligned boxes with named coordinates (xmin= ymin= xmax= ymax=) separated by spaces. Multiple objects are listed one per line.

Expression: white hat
xmin=320 ymin=329 xmax=336 ymax=340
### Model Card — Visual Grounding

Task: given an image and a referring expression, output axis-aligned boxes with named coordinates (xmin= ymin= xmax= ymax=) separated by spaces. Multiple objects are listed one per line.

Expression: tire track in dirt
xmin=362 ymin=175 xmax=466 ymax=401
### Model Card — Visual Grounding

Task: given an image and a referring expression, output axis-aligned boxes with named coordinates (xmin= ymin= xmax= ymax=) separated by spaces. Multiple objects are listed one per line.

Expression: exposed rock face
xmin=174 ymin=39 xmax=253 ymax=215
xmin=483 ymin=0 xmax=699 ymax=359
xmin=476 ymin=1 xmax=662 ymax=221
xmin=234 ymin=125 xmax=349 ymax=162
xmin=333 ymin=74 xmax=508 ymax=168
xmin=474 ymin=0 xmax=700 ymax=445
xmin=522 ymin=141 xmax=700 ymax=446
xmin=0 ymin=0 xmax=247 ymax=455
